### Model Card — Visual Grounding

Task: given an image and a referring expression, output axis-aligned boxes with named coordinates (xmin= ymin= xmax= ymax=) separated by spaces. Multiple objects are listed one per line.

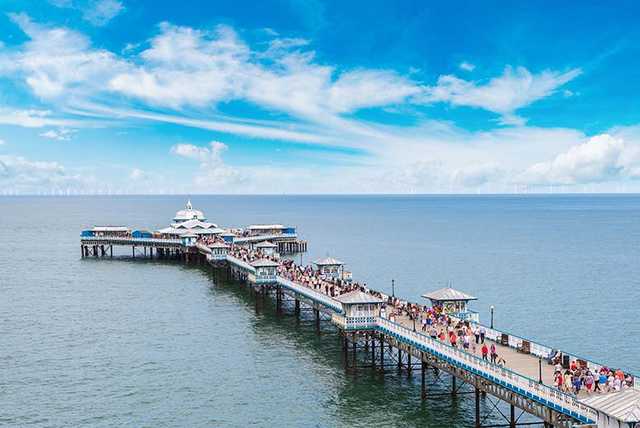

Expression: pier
xmin=80 ymin=201 xmax=640 ymax=428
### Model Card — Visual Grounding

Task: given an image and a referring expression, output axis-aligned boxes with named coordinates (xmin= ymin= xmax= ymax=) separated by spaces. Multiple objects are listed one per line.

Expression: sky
xmin=0 ymin=0 xmax=639 ymax=194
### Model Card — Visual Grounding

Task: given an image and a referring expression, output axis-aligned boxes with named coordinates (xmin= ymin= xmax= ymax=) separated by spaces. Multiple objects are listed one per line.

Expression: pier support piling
xmin=475 ymin=387 xmax=481 ymax=428
xmin=452 ymin=376 xmax=457 ymax=397
xmin=421 ymin=361 xmax=427 ymax=399
xmin=371 ymin=334 xmax=376 ymax=370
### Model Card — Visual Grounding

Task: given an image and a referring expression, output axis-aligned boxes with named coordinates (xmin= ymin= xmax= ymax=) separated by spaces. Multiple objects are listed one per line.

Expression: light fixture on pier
xmin=490 ymin=305 xmax=495 ymax=329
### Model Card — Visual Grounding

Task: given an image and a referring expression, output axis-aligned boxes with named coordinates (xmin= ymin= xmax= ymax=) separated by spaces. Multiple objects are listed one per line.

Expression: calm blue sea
xmin=1 ymin=195 xmax=638 ymax=427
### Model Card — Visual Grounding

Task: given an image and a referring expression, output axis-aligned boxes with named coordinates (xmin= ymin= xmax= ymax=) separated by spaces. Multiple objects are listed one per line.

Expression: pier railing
xmin=225 ymin=255 xmax=256 ymax=273
xmin=470 ymin=322 xmax=640 ymax=390
xmin=80 ymin=236 xmax=181 ymax=246
xmin=376 ymin=317 xmax=598 ymax=425
xmin=276 ymin=277 xmax=344 ymax=313
xmin=234 ymin=233 xmax=297 ymax=243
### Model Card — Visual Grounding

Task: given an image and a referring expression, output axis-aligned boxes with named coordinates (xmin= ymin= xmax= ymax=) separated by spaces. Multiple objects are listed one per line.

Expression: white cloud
xmin=0 ymin=154 xmax=84 ymax=192
xmin=129 ymin=168 xmax=153 ymax=182
xmin=0 ymin=109 xmax=80 ymax=128
xmin=83 ymin=0 xmax=124 ymax=26
xmin=327 ymin=70 xmax=420 ymax=113
xmin=418 ymin=66 xmax=582 ymax=125
xmin=516 ymin=134 xmax=633 ymax=185
xmin=48 ymin=0 xmax=124 ymax=26
xmin=171 ymin=141 xmax=246 ymax=189
xmin=2 ymin=13 xmax=125 ymax=99
xmin=39 ymin=128 xmax=76 ymax=141
xmin=0 ymin=139 xmax=5 ymax=145
xmin=109 ymin=23 xmax=420 ymax=121
xmin=459 ymin=61 xmax=475 ymax=72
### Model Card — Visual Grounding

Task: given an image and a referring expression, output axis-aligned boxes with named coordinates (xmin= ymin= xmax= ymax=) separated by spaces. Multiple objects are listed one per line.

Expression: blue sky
xmin=0 ymin=0 xmax=639 ymax=194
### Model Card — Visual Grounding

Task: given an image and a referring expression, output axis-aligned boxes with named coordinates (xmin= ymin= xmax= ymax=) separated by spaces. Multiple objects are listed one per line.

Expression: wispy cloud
xmin=39 ymin=128 xmax=76 ymax=141
xmin=416 ymin=66 xmax=582 ymax=126
xmin=48 ymin=0 xmax=125 ymax=26
xmin=0 ymin=109 xmax=81 ymax=128
xmin=459 ymin=61 xmax=475 ymax=72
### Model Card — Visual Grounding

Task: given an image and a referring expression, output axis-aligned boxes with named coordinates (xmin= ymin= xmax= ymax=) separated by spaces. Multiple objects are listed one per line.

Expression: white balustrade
xmin=376 ymin=317 xmax=598 ymax=425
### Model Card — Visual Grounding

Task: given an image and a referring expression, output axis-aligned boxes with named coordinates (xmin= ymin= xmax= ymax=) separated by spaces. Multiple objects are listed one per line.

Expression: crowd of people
xmin=228 ymin=245 xmax=279 ymax=264
xmin=200 ymin=240 xmax=636 ymax=396
xmin=278 ymin=259 xmax=375 ymax=298
xmin=197 ymin=235 xmax=227 ymax=246
xmin=552 ymin=359 xmax=634 ymax=395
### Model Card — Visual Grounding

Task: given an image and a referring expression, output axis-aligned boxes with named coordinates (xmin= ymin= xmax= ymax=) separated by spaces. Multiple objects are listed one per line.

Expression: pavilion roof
xmin=256 ymin=241 xmax=278 ymax=248
xmin=581 ymin=388 xmax=640 ymax=422
xmin=248 ymin=224 xmax=285 ymax=230
xmin=336 ymin=290 xmax=383 ymax=305
xmin=314 ymin=257 xmax=343 ymax=266
xmin=251 ymin=258 xmax=279 ymax=267
xmin=422 ymin=287 xmax=477 ymax=302
xmin=92 ymin=226 xmax=129 ymax=232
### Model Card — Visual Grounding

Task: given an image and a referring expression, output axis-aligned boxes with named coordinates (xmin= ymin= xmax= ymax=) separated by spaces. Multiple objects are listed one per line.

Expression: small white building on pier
xmin=255 ymin=241 xmax=278 ymax=257
xmin=422 ymin=287 xmax=479 ymax=322
xmin=208 ymin=242 xmax=230 ymax=261
xmin=334 ymin=290 xmax=383 ymax=330
xmin=250 ymin=259 xmax=279 ymax=284
xmin=314 ymin=257 xmax=345 ymax=280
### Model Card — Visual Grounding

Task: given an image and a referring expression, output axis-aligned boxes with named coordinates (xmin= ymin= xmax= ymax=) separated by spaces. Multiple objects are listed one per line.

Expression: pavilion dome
xmin=173 ymin=199 xmax=207 ymax=222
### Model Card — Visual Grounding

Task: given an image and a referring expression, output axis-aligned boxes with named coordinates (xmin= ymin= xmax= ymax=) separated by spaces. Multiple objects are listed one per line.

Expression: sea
xmin=2 ymin=195 xmax=639 ymax=427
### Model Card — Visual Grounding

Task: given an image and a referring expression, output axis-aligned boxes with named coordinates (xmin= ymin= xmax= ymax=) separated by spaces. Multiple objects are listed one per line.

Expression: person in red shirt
xmin=481 ymin=344 xmax=489 ymax=360
xmin=450 ymin=333 xmax=457 ymax=348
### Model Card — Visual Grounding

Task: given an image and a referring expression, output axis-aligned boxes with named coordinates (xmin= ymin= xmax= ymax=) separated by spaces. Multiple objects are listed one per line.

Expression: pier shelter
xmin=422 ymin=287 xmax=479 ymax=322
xmin=208 ymin=242 xmax=229 ymax=261
xmin=314 ymin=257 xmax=344 ymax=280
xmin=250 ymin=259 xmax=279 ymax=284
xmin=255 ymin=241 xmax=278 ymax=257
xmin=334 ymin=290 xmax=383 ymax=330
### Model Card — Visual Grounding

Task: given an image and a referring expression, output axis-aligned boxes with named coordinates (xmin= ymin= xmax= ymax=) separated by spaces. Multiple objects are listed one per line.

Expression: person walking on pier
xmin=490 ymin=343 xmax=497 ymax=363
xmin=479 ymin=326 xmax=486 ymax=344
xmin=481 ymin=343 xmax=489 ymax=361
xmin=474 ymin=326 xmax=480 ymax=344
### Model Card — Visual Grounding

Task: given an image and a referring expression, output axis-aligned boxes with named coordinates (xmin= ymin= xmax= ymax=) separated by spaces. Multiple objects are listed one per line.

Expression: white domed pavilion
xmin=173 ymin=199 xmax=206 ymax=223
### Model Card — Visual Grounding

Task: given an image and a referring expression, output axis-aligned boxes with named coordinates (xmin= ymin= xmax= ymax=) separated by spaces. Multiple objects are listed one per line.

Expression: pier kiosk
xmin=255 ymin=241 xmax=278 ymax=257
xmin=422 ymin=287 xmax=479 ymax=322
xmin=314 ymin=257 xmax=345 ymax=280
xmin=249 ymin=259 xmax=279 ymax=284
xmin=333 ymin=290 xmax=383 ymax=331
xmin=208 ymin=242 xmax=230 ymax=261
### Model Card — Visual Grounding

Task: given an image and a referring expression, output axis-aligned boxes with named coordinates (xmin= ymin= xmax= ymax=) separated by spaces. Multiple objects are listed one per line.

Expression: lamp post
xmin=538 ymin=357 xmax=543 ymax=384
xmin=392 ymin=279 xmax=395 ymax=298
xmin=490 ymin=305 xmax=495 ymax=329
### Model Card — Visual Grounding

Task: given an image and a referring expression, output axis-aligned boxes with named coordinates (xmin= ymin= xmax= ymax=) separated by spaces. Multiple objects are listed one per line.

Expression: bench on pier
xmin=517 ymin=339 xmax=531 ymax=354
